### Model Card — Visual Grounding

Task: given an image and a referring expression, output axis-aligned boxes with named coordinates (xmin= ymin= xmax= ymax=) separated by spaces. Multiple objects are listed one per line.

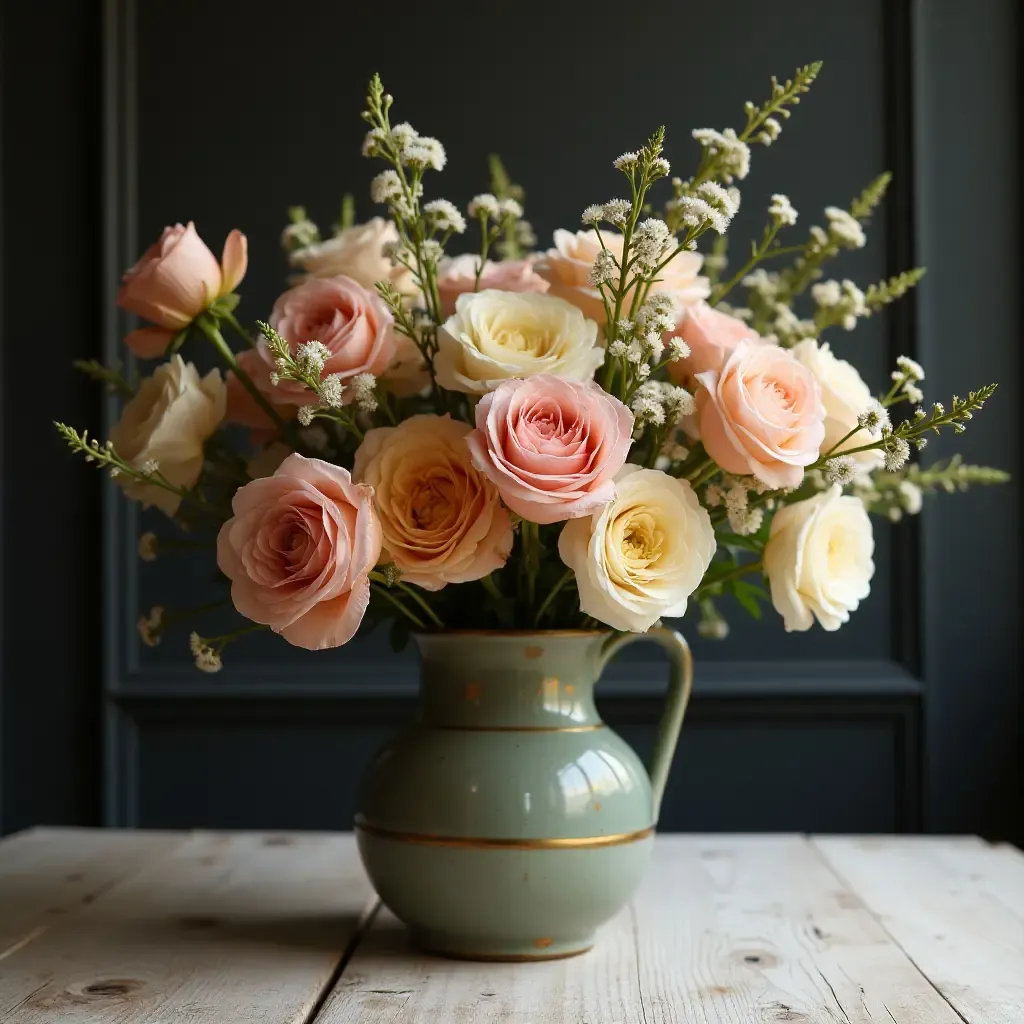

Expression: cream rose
xmin=763 ymin=485 xmax=875 ymax=632
xmin=110 ymin=355 xmax=226 ymax=515
xmin=436 ymin=290 xmax=604 ymax=394
xmin=558 ymin=465 xmax=716 ymax=632
xmin=536 ymin=229 xmax=709 ymax=324
xmin=289 ymin=217 xmax=415 ymax=295
xmin=790 ymin=339 xmax=884 ymax=472
xmin=352 ymin=415 xmax=513 ymax=590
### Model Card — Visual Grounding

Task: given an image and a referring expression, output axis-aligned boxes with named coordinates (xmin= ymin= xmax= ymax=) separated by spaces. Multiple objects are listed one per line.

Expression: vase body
xmin=355 ymin=629 xmax=692 ymax=961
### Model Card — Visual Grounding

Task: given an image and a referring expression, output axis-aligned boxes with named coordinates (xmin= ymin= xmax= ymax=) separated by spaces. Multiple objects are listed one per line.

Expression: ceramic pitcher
xmin=354 ymin=627 xmax=692 ymax=961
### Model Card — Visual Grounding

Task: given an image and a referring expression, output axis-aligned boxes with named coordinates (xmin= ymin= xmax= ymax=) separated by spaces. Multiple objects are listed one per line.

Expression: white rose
xmin=558 ymin=465 xmax=716 ymax=632
xmin=436 ymin=290 xmax=604 ymax=394
xmin=763 ymin=484 xmax=875 ymax=632
xmin=288 ymin=217 xmax=415 ymax=295
xmin=110 ymin=356 xmax=226 ymax=516
xmin=791 ymin=339 xmax=884 ymax=472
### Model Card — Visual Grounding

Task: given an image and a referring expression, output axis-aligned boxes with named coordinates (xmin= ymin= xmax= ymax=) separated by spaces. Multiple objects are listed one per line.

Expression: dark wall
xmin=2 ymin=0 xmax=1020 ymax=839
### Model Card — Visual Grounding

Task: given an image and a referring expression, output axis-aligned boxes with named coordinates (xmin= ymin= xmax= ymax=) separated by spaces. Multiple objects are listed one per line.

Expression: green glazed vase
xmin=355 ymin=627 xmax=693 ymax=961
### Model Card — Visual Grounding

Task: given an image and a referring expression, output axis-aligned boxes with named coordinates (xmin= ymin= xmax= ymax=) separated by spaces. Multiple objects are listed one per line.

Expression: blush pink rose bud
xmin=234 ymin=275 xmax=399 ymax=412
xmin=118 ymin=222 xmax=248 ymax=358
xmin=436 ymin=254 xmax=549 ymax=316
xmin=216 ymin=454 xmax=382 ymax=650
xmin=466 ymin=374 xmax=634 ymax=524
xmin=667 ymin=301 xmax=762 ymax=387
xmin=695 ymin=340 xmax=826 ymax=489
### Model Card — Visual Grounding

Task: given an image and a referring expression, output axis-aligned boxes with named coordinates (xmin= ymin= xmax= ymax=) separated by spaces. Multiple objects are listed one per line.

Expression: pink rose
xmin=466 ymin=375 xmax=634 ymax=524
xmin=536 ymin=229 xmax=709 ymax=324
xmin=118 ymin=222 xmax=247 ymax=358
xmin=216 ymin=454 xmax=382 ymax=650
xmin=696 ymin=340 xmax=825 ymax=489
xmin=236 ymin=275 xmax=399 ymax=411
xmin=436 ymin=254 xmax=549 ymax=316
xmin=668 ymin=302 xmax=761 ymax=388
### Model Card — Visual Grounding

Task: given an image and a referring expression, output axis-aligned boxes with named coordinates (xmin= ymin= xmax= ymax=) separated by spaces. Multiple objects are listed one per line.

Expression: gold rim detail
xmin=433 ymin=723 xmax=606 ymax=733
xmin=355 ymin=821 xmax=655 ymax=850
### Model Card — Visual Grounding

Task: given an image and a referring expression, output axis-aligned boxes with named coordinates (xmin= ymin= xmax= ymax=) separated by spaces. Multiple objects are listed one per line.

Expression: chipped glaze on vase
xmin=355 ymin=628 xmax=693 ymax=961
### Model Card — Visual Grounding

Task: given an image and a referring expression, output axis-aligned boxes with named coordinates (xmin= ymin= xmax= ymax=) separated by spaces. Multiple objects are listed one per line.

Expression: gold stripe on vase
xmin=355 ymin=821 xmax=655 ymax=850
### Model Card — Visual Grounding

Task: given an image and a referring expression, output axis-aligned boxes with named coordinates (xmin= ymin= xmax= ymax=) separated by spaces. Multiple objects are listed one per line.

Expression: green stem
xmin=395 ymin=581 xmax=445 ymax=629
xmin=223 ymin=311 xmax=258 ymax=349
xmin=197 ymin=316 xmax=300 ymax=447
xmin=711 ymin=223 xmax=780 ymax=305
xmin=534 ymin=569 xmax=573 ymax=627
xmin=208 ymin=622 xmax=269 ymax=651
xmin=689 ymin=461 xmax=721 ymax=490
xmin=521 ymin=521 xmax=542 ymax=611
xmin=481 ymin=573 xmax=503 ymax=603
xmin=370 ymin=582 xmax=426 ymax=631
xmin=696 ymin=559 xmax=763 ymax=598
xmin=685 ymin=457 xmax=714 ymax=483
xmin=160 ymin=598 xmax=232 ymax=632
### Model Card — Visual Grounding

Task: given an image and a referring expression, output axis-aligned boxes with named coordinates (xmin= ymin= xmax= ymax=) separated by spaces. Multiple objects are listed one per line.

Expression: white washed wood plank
xmin=317 ymin=835 xmax=962 ymax=1023
xmin=0 ymin=831 xmax=375 ymax=1024
xmin=320 ymin=900 xmax=645 ymax=1024
xmin=815 ymin=835 xmax=1024 ymax=1024
xmin=0 ymin=828 xmax=183 ymax=961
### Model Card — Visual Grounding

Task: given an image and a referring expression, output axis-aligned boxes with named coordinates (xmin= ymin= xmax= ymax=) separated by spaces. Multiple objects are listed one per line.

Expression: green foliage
xmin=865 ymin=268 xmax=926 ymax=311
xmin=849 ymin=172 xmax=892 ymax=221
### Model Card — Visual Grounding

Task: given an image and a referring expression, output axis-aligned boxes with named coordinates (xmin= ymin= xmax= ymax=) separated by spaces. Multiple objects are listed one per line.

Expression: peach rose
xmin=216 ymin=454 xmax=382 ymax=650
xmin=436 ymin=254 xmax=549 ymax=315
xmin=696 ymin=340 xmax=825 ymax=489
xmin=110 ymin=356 xmax=226 ymax=516
xmin=289 ymin=217 xmax=415 ymax=295
xmin=536 ymin=229 xmax=709 ymax=324
xmin=466 ymin=375 xmax=634 ymax=524
xmin=667 ymin=302 xmax=762 ymax=389
xmin=233 ymin=275 xmax=398 ymax=412
xmin=353 ymin=415 xmax=513 ymax=590
xmin=118 ymin=222 xmax=247 ymax=358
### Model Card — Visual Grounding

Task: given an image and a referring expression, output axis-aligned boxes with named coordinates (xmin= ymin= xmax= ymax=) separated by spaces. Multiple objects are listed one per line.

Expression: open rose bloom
xmin=59 ymin=68 xmax=1003 ymax=669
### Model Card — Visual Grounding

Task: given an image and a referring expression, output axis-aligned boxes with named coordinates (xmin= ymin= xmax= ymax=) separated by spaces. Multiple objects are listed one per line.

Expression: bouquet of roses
xmin=58 ymin=64 xmax=1007 ymax=671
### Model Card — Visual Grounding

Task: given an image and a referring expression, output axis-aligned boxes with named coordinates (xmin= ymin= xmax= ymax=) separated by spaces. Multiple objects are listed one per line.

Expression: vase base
xmin=412 ymin=930 xmax=595 ymax=962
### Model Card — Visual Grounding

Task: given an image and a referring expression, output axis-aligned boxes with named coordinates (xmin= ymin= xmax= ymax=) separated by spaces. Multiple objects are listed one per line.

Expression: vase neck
xmin=414 ymin=632 xmax=608 ymax=730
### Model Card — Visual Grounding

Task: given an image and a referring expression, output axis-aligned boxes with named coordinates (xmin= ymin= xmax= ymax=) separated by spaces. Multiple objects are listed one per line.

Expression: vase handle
xmin=598 ymin=627 xmax=693 ymax=823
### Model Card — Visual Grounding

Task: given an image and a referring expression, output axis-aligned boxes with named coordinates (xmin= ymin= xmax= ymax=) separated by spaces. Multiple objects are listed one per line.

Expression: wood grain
xmin=0 ymin=828 xmax=182 ymax=961
xmin=814 ymin=836 xmax=1024 ymax=1024
xmin=317 ymin=835 xmax=964 ymax=1023
xmin=0 ymin=831 xmax=375 ymax=1024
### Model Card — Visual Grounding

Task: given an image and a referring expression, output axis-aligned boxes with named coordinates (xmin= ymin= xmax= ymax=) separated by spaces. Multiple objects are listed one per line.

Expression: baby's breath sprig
xmin=281 ymin=205 xmax=321 ymax=253
xmin=711 ymin=194 xmax=800 ymax=305
xmin=769 ymin=172 xmax=891 ymax=309
xmin=255 ymin=321 xmax=371 ymax=437
xmin=362 ymin=74 xmax=461 ymax=403
xmin=55 ymin=423 xmax=230 ymax=516
xmin=189 ymin=623 xmax=268 ymax=673
xmin=73 ymin=359 xmax=135 ymax=399
xmin=670 ymin=62 xmax=822 ymax=216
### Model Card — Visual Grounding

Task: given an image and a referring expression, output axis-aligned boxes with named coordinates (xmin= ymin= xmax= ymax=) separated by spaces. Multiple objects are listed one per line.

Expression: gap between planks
xmin=315 ymin=834 xmax=971 ymax=1024
xmin=813 ymin=835 xmax=1024 ymax=1024
xmin=0 ymin=830 xmax=376 ymax=1024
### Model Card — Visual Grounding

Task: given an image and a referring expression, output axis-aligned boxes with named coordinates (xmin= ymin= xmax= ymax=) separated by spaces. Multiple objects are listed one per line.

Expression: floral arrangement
xmin=59 ymin=64 xmax=1007 ymax=671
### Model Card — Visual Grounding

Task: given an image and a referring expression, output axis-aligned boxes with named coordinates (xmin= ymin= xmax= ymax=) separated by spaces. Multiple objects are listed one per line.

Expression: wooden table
xmin=0 ymin=830 xmax=1021 ymax=1022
